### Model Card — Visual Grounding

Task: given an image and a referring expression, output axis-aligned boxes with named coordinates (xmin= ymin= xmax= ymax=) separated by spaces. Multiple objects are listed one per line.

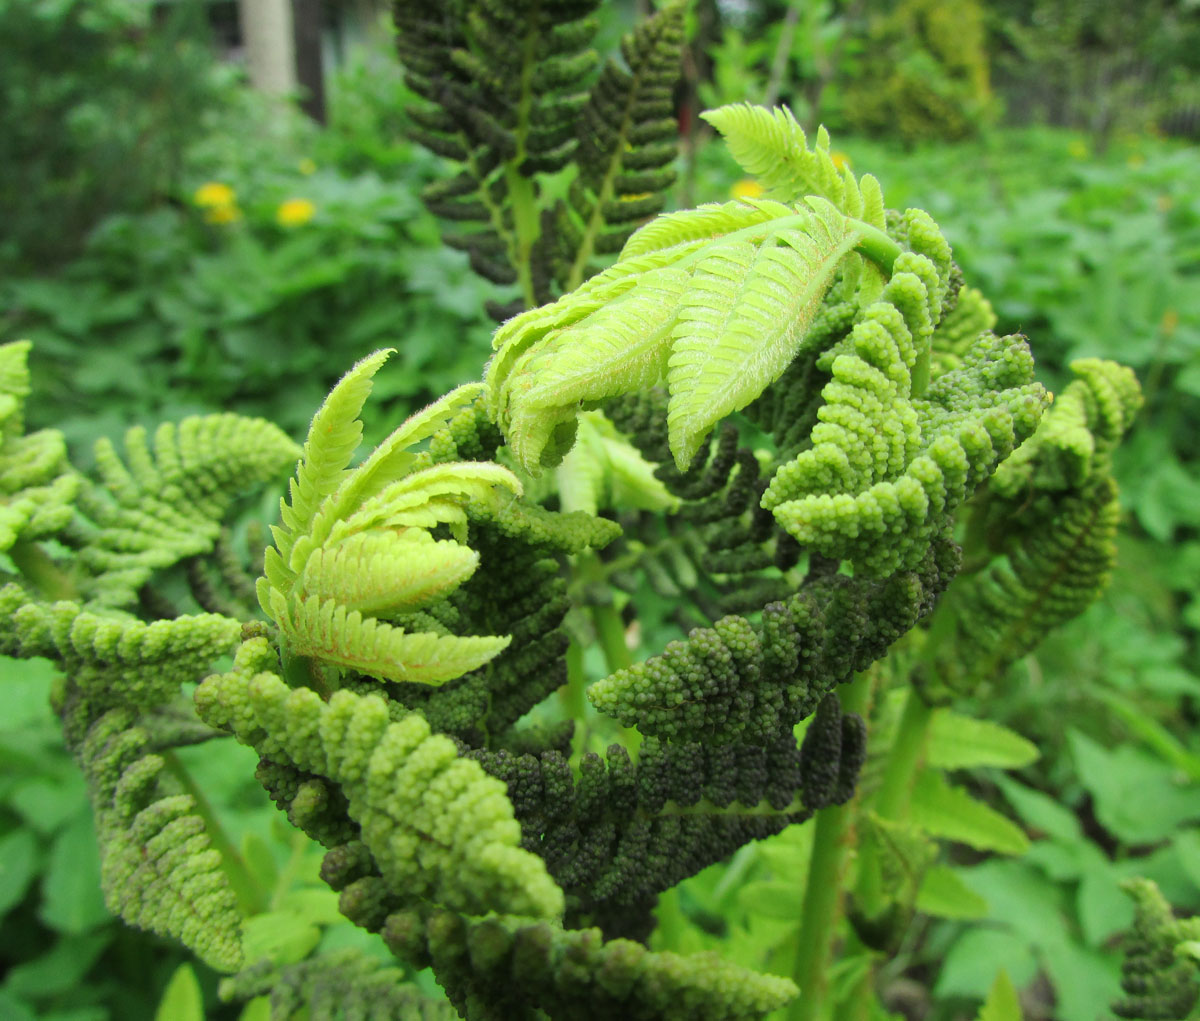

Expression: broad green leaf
xmin=1068 ymin=728 xmax=1200 ymax=844
xmin=39 ymin=811 xmax=110 ymax=933
xmin=0 ymin=828 xmax=38 ymax=916
xmin=4 ymin=931 xmax=110 ymax=998
xmin=242 ymin=909 xmax=321 ymax=966
xmin=976 ymin=969 xmax=1022 ymax=1021
xmin=936 ymin=928 xmax=1038 ymax=1000
xmin=154 ymin=964 xmax=204 ymax=1021
xmin=238 ymin=997 xmax=272 ymax=1021
xmin=926 ymin=710 xmax=1039 ymax=770
xmin=910 ymin=771 xmax=1029 ymax=855
xmin=917 ymin=865 xmax=989 ymax=920
xmin=667 ymin=206 xmax=862 ymax=468
xmin=736 ymin=879 xmax=804 ymax=921
xmin=992 ymin=774 xmax=1081 ymax=844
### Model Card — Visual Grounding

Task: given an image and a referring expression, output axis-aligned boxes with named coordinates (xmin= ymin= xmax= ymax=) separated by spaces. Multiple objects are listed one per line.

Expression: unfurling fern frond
xmin=79 ymin=708 xmax=243 ymax=971
xmin=487 ymin=196 xmax=907 ymax=474
xmin=700 ymin=103 xmax=886 ymax=228
xmin=196 ymin=638 xmax=565 ymax=921
xmin=72 ymin=413 xmax=299 ymax=607
xmin=1113 ymin=879 xmax=1200 ymax=1020
xmin=261 ymin=350 xmax=521 ymax=686
xmin=924 ymin=359 xmax=1142 ymax=697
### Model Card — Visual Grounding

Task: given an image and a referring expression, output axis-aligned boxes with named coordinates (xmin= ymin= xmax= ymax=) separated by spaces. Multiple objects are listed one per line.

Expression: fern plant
xmin=0 ymin=6 xmax=1149 ymax=1017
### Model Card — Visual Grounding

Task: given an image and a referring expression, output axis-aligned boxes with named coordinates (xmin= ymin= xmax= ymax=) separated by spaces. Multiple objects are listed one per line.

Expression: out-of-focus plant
xmin=0 ymin=0 xmax=235 ymax=271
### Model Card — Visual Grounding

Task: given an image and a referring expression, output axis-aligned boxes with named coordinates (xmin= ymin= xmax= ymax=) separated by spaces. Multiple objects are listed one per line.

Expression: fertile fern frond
xmin=701 ymin=103 xmax=887 ymax=228
xmin=1113 ymin=879 xmax=1200 ymax=1020
xmin=73 ymin=413 xmax=299 ymax=607
xmin=0 ymin=583 xmax=241 ymax=714
xmin=550 ymin=0 xmax=685 ymax=289
xmin=220 ymin=949 xmax=458 ymax=1021
xmin=196 ymin=638 xmax=564 ymax=920
xmin=261 ymin=350 xmax=520 ymax=686
xmin=927 ymin=359 xmax=1142 ymax=695
xmin=79 ymin=708 xmax=243 ymax=972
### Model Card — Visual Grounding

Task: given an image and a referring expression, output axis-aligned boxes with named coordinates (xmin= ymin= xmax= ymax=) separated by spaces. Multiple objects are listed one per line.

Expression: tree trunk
xmin=239 ymin=0 xmax=296 ymax=97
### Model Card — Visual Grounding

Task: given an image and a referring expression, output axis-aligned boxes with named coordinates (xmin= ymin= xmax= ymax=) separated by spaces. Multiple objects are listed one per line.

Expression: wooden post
xmin=239 ymin=0 xmax=297 ymax=97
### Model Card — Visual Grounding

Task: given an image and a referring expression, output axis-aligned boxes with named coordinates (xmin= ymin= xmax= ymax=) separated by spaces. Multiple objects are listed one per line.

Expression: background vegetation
xmin=0 ymin=0 xmax=1197 ymax=1018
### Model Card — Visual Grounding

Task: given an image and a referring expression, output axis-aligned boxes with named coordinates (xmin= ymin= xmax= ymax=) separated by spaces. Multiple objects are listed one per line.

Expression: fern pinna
xmin=0 ymin=95 xmax=1144 ymax=1019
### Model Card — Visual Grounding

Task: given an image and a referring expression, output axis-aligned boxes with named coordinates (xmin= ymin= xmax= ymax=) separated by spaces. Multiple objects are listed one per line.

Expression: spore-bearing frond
xmin=78 ymin=708 xmax=243 ymax=972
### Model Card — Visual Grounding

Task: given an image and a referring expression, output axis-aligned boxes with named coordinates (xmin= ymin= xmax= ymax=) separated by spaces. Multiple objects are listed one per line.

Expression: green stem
xmin=163 ymin=750 xmax=265 ymax=917
xmin=9 ymin=540 xmax=77 ymax=601
xmin=790 ymin=673 xmax=873 ymax=1021
xmin=854 ymin=686 xmax=934 ymax=921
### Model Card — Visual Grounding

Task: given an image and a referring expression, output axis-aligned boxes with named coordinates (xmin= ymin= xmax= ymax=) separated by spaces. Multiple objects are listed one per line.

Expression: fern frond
xmin=220 ymin=949 xmax=457 ymax=1020
xmin=79 ymin=708 xmax=243 ymax=972
xmin=621 ymin=198 xmax=796 ymax=260
xmin=701 ymin=103 xmax=886 ymax=229
xmin=667 ymin=204 xmax=866 ymax=468
xmin=553 ymin=0 xmax=686 ymax=288
xmin=277 ymin=349 xmax=392 ymax=558
xmin=196 ymin=649 xmax=564 ymax=920
xmin=0 ymin=583 xmax=241 ymax=710
xmin=281 ymin=595 xmax=510 ymax=686
xmin=74 ymin=413 xmax=299 ymax=607
xmin=298 ymin=530 xmax=480 ymax=617
xmin=1113 ymin=879 xmax=1200 ymax=1020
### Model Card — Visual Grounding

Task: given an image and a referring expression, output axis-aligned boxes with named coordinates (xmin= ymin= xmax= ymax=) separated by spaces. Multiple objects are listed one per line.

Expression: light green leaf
xmin=238 ymin=997 xmax=272 ymax=1021
xmin=936 ymin=928 xmax=1038 ymax=1000
xmin=620 ymin=199 xmax=794 ymax=259
xmin=917 ymin=865 xmax=989 ymax=920
xmin=667 ymin=207 xmax=862 ymax=468
xmin=299 ymin=530 xmax=479 ymax=615
xmin=992 ymin=774 xmax=1082 ymax=844
xmin=910 ymin=771 xmax=1030 ymax=855
xmin=154 ymin=963 xmax=204 ymax=1021
xmin=242 ymin=909 xmax=321 ymax=966
xmin=926 ymin=710 xmax=1039 ymax=770
xmin=976 ymin=969 xmax=1022 ymax=1021
xmin=285 ymin=596 xmax=511 ymax=685
xmin=736 ymin=879 xmax=804 ymax=921
xmin=0 ymin=828 xmax=38 ymax=916
xmin=39 ymin=811 xmax=110 ymax=933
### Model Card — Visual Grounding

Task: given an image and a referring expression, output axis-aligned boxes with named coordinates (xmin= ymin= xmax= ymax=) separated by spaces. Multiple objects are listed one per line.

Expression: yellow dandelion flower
xmin=1156 ymin=193 xmax=1173 ymax=213
xmin=1161 ymin=307 xmax=1179 ymax=337
xmin=1067 ymin=139 xmax=1089 ymax=159
xmin=830 ymin=151 xmax=851 ymax=171
xmin=194 ymin=181 xmax=236 ymax=208
xmin=731 ymin=178 xmax=764 ymax=200
xmin=276 ymin=197 xmax=316 ymax=227
xmin=299 ymin=157 xmax=317 ymax=175
xmin=204 ymin=202 xmax=241 ymax=225
xmin=1126 ymin=152 xmax=1146 ymax=168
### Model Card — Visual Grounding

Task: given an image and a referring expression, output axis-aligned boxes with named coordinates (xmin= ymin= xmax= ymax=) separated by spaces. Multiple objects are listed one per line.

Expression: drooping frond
xmin=701 ymin=104 xmax=886 ymax=230
xmin=925 ymin=359 xmax=1142 ymax=696
xmin=0 ymin=583 xmax=241 ymax=712
xmin=79 ymin=708 xmax=243 ymax=972
xmin=196 ymin=640 xmax=564 ymax=920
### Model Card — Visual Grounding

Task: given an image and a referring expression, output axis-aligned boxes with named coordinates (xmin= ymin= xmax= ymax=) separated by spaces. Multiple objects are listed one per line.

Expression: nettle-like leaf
xmin=260 ymin=350 xmax=520 ymax=686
